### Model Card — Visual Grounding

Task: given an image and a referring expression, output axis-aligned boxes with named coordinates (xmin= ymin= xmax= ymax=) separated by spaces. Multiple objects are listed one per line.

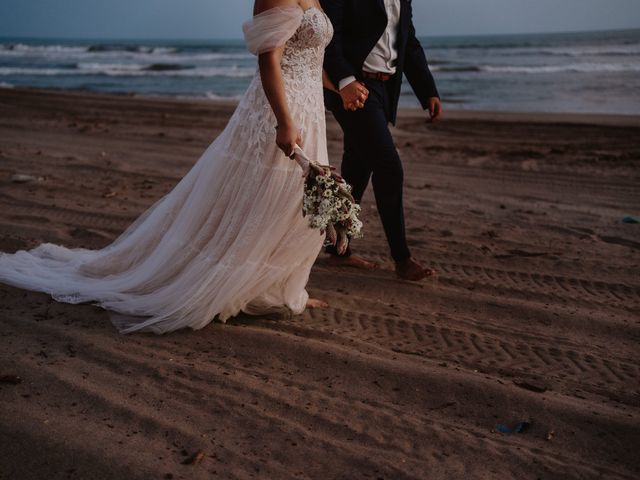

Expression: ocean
xmin=1 ymin=29 xmax=639 ymax=114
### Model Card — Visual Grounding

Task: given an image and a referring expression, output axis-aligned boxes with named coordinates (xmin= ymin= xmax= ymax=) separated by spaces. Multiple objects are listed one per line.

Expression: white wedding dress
xmin=0 ymin=6 xmax=334 ymax=334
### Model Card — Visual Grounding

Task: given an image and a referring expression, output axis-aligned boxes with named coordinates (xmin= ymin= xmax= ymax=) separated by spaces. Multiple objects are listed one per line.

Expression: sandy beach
xmin=0 ymin=87 xmax=639 ymax=479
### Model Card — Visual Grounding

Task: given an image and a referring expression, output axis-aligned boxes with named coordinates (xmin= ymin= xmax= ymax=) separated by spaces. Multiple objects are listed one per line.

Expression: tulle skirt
xmin=0 ymin=75 xmax=328 ymax=334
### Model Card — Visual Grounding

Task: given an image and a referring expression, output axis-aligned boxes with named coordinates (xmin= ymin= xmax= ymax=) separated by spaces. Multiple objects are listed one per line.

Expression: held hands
xmin=340 ymin=81 xmax=369 ymax=111
xmin=276 ymin=122 xmax=302 ymax=157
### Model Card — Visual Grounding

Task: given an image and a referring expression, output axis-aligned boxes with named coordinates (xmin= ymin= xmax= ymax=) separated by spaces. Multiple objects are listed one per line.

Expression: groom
xmin=321 ymin=0 xmax=442 ymax=281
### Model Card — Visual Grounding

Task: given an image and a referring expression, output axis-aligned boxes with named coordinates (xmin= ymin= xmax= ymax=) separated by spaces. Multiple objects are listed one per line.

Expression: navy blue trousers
xmin=324 ymin=78 xmax=411 ymax=262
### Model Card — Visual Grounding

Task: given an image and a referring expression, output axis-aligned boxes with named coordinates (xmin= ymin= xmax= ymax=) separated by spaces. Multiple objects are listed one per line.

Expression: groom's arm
xmin=403 ymin=3 xmax=441 ymax=118
xmin=320 ymin=0 xmax=357 ymax=86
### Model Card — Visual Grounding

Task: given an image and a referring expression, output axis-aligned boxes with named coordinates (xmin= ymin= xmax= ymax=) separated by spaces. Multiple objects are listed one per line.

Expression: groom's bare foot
xmin=306 ymin=298 xmax=329 ymax=309
xmin=326 ymin=254 xmax=379 ymax=270
xmin=396 ymin=257 xmax=436 ymax=281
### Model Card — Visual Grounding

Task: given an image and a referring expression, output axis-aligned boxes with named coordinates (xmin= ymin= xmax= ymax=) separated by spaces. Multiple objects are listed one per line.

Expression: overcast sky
xmin=0 ymin=0 xmax=639 ymax=39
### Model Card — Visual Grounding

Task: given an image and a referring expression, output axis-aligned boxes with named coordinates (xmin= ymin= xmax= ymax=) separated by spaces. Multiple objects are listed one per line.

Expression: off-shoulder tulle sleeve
xmin=242 ymin=6 xmax=304 ymax=55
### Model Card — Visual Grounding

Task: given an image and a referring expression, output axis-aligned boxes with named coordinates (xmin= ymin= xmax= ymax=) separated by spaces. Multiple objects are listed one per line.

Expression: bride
xmin=0 ymin=0 xmax=358 ymax=334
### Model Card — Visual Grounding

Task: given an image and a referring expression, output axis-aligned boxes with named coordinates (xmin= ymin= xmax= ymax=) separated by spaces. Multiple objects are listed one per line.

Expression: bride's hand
xmin=276 ymin=123 xmax=302 ymax=157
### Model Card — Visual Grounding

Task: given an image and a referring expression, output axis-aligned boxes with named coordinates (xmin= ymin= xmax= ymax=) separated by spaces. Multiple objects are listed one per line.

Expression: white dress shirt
xmin=338 ymin=0 xmax=401 ymax=90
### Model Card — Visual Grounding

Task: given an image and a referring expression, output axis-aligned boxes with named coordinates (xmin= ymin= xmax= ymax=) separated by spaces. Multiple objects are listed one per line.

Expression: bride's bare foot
xmin=306 ymin=298 xmax=329 ymax=309
xmin=326 ymin=254 xmax=379 ymax=270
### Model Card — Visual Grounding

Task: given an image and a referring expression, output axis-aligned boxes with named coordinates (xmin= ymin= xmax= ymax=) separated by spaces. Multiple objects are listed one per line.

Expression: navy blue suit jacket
xmin=320 ymin=0 xmax=439 ymax=124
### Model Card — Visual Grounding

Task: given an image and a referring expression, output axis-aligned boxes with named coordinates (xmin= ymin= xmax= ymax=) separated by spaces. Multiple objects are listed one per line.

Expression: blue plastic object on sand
xmin=496 ymin=422 xmax=531 ymax=434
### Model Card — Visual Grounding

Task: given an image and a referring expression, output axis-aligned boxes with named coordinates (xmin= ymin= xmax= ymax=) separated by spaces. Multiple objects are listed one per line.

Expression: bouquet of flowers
xmin=293 ymin=145 xmax=363 ymax=254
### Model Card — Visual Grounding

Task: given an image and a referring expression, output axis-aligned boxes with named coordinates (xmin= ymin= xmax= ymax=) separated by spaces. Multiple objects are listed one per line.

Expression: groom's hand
xmin=340 ymin=81 xmax=369 ymax=111
xmin=427 ymin=97 xmax=443 ymax=122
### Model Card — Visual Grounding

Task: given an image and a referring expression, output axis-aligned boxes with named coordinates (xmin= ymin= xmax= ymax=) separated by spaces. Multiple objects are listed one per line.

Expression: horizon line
xmin=0 ymin=26 xmax=638 ymax=43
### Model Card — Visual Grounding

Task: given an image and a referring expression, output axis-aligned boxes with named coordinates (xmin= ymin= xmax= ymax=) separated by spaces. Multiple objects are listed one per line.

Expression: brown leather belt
xmin=361 ymin=71 xmax=392 ymax=81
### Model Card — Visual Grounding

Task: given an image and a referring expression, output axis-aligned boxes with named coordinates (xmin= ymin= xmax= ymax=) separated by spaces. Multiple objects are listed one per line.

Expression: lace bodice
xmin=281 ymin=7 xmax=333 ymax=84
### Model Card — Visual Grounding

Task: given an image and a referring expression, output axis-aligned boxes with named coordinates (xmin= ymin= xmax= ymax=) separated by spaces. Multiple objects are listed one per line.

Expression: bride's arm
xmin=255 ymin=0 xmax=301 ymax=157
xmin=258 ymin=47 xmax=301 ymax=157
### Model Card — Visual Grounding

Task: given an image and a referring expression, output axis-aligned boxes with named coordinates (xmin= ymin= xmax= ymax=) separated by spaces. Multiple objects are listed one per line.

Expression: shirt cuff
xmin=338 ymin=76 xmax=357 ymax=91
